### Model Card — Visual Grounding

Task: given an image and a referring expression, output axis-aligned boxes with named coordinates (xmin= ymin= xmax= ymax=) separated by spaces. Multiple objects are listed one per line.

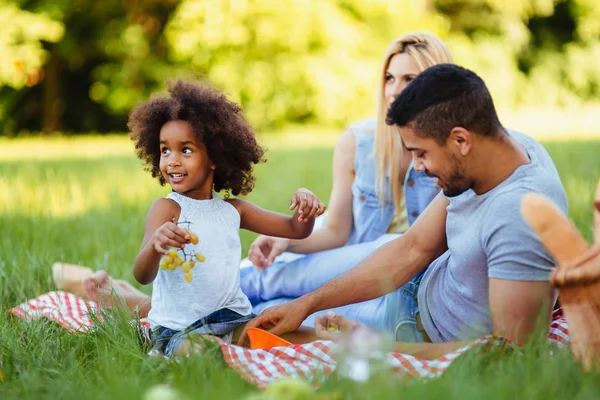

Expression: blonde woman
xmin=241 ymin=32 xmax=453 ymax=336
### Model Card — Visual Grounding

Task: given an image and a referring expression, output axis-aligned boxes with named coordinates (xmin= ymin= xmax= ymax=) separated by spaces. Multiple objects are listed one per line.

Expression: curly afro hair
xmin=128 ymin=80 xmax=265 ymax=196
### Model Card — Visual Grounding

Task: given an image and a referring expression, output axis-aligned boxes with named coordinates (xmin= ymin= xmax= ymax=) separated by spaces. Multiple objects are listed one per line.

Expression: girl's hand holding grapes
xmin=151 ymin=220 xmax=190 ymax=255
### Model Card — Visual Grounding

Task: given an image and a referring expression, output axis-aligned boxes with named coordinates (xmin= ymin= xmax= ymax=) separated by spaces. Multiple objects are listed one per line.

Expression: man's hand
xmin=314 ymin=311 xmax=365 ymax=341
xmin=247 ymin=235 xmax=290 ymax=272
xmin=238 ymin=299 xmax=310 ymax=346
xmin=290 ymin=188 xmax=326 ymax=222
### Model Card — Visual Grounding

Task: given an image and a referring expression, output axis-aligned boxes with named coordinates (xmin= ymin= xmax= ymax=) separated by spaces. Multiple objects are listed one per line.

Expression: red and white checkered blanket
xmin=9 ymin=291 xmax=571 ymax=390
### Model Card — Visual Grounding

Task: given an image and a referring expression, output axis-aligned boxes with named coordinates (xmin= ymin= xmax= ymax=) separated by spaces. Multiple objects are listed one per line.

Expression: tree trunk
xmin=42 ymin=44 xmax=62 ymax=133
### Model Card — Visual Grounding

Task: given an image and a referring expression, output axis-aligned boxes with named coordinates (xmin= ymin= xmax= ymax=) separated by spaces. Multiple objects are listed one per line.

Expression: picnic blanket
xmin=9 ymin=291 xmax=571 ymax=390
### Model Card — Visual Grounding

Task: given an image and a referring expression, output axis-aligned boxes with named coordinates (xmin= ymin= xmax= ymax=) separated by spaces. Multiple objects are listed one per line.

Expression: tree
xmin=165 ymin=0 xmax=447 ymax=130
xmin=0 ymin=2 xmax=63 ymax=134
xmin=0 ymin=0 xmax=178 ymax=133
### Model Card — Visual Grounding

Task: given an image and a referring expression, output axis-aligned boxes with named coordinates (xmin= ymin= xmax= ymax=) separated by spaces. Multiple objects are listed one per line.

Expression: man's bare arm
xmin=387 ymin=279 xmax=555 ymax=359
xmin=489 ymin=278 xmax=556 ymax=345
xmin=302 ymin=193 xmax=450 ymax=314
xmin=391 ymin=341 xmax=472 ymax=359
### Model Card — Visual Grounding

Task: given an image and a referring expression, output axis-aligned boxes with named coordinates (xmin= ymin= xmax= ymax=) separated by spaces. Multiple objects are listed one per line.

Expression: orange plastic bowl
xmin=246 ymin=327 xmax=293 ymax=349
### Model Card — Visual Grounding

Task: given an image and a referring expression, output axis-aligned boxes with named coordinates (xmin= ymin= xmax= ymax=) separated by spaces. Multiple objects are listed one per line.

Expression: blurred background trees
xmin=1 ymin=0 xmax=599 ymax=135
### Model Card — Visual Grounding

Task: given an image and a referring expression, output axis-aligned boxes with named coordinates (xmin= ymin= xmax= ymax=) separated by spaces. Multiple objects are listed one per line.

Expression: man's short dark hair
xmin=386 ymin=64 xmax=503 ymax=144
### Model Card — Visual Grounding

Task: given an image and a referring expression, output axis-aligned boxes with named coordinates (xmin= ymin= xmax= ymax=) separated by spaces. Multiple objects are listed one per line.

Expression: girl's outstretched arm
xmin=246 ymin=130 xmax=356 ymax=269
xmin=227 ymin=188 xmax=325 ymax=240
xmin=132 ymin=198 xmax=189 ymax=285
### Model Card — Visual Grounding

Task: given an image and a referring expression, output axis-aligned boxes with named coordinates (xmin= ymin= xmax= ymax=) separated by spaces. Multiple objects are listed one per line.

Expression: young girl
xmin=128 ymin=80 xmax=325 ymax=357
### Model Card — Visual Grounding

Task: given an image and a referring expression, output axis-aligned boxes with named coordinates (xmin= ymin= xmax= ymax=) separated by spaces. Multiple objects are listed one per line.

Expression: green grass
xmin=2 ymin=134 xmax=600 ymax=399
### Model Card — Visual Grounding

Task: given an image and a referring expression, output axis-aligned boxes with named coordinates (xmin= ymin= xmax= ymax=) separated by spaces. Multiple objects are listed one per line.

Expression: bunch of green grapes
xmin=159 ymin=247 xmax=183 ymax=271
xmin=158 ymin=222 xmax=206 ymax=282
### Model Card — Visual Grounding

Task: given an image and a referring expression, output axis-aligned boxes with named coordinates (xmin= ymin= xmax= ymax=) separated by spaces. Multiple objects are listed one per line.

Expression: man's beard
xmin=440 ymin=154 xmax=470 ymax=197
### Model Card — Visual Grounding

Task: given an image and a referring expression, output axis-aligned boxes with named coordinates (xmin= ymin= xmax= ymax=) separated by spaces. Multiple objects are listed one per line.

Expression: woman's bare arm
xmin=286 ymin=129 xmax=357 ymax=253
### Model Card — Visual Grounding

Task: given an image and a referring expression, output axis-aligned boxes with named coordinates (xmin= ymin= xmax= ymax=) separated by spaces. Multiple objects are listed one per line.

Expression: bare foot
xmin=82 ymin=270 xmax=151 ymax=317
xmin=52 ymin=263 xmax=93 ymax=299
xmin=175 ymin=337 xmax=207 ymax=357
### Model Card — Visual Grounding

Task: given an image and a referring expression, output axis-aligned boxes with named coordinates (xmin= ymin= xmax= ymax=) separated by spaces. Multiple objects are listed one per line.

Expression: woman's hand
xmin=290 ymin=188 xmax=326 ymax=222
xmin=314 ymin=311 xmax=367 ymax=341
xmin=247 ymin=235 xmax=290 ymax=271
xmin=151 ymin=220 xmax=190 ymax=255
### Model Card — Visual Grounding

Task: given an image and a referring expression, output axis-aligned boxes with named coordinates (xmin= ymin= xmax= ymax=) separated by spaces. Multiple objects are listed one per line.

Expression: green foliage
xmin=165 ymin=0 xmax=446 ymax=130
xmin=1 ymin=0 xmax=600 ymax=134
xmin=0 ymin=2 xmax=64 ymax=89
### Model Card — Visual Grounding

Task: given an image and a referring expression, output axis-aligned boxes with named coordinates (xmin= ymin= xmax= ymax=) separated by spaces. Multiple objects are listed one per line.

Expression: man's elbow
xmin=493 ymin=315 xmax=550 ymax=346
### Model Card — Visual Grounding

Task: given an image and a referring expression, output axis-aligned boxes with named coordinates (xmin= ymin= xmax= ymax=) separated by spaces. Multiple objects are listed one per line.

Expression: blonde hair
xmin=374 ymin=32 xmax=453 ymax=211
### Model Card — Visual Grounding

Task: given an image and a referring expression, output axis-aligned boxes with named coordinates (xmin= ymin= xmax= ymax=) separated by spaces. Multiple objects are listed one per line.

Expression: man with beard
xmin=240 ymin=64 xmax=568 ymax=357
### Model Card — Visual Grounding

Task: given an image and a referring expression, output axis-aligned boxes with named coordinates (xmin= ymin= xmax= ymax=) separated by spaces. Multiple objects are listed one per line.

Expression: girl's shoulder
xmin=223 ymin=197 xmax=248 ymax=216
xmin=151 ymin=196 xmax=181 ymax=211
xmin=146 ymin=197 xmax=181 ymax=223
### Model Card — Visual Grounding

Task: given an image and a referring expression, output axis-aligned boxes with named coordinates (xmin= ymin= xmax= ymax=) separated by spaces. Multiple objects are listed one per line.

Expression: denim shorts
xmin=383 ymin=273 xmax=426 ymax=343
xmin=150 ymin=308 xmax=255 ymax=357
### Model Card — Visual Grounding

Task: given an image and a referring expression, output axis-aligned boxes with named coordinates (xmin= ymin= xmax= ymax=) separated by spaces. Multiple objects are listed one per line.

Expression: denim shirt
xmin=346 ymin=118 xmax=439 ymax=245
